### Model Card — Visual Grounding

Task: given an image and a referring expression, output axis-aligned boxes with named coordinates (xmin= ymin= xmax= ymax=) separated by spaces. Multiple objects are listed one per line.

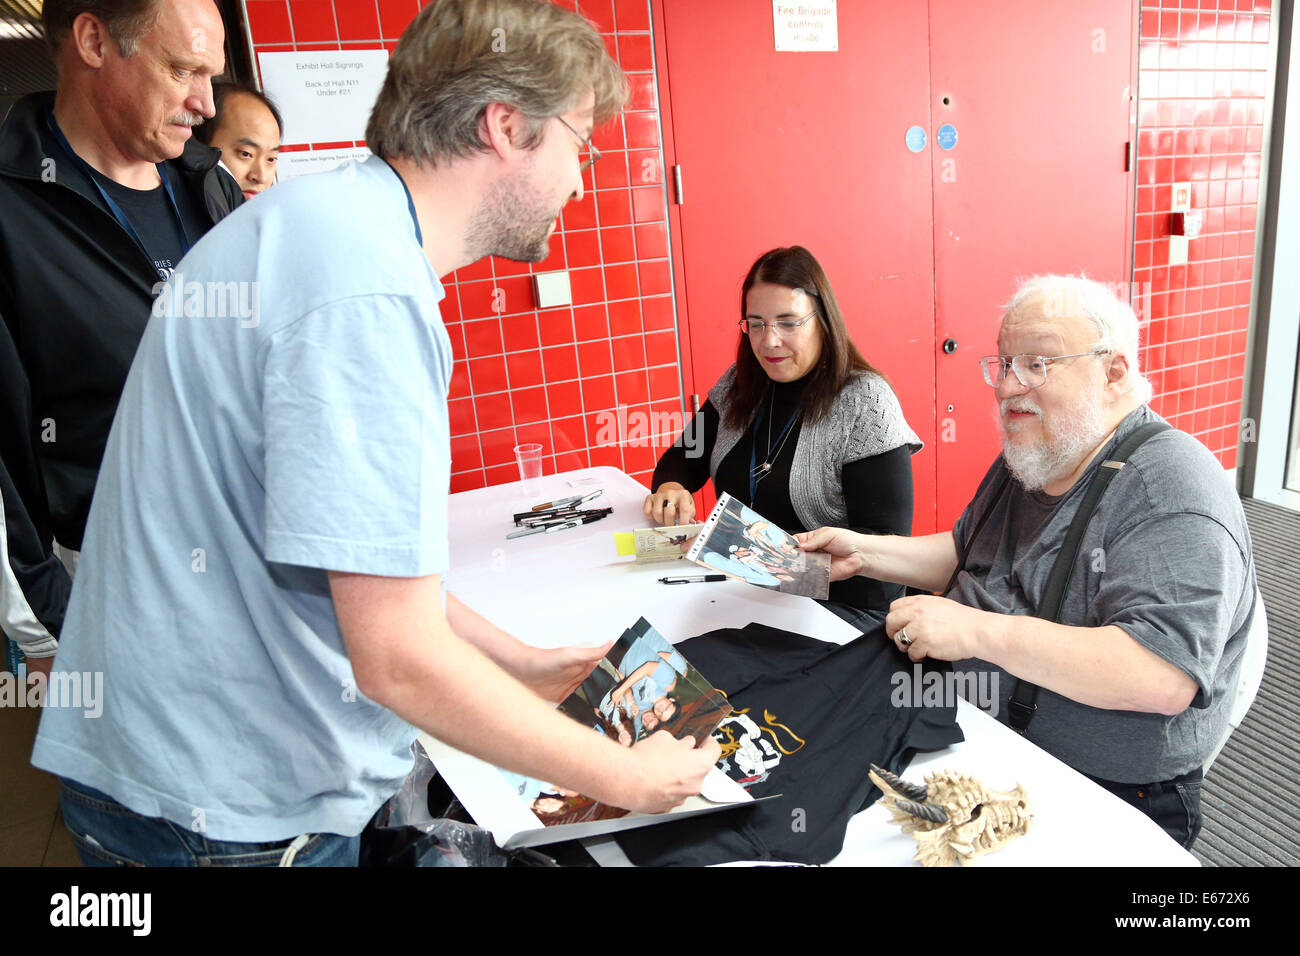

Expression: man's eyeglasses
xmin=979 ymin=349 xmax=1111 ymax=389
xmin=738 ymin=312 xmax=817 ymax=338
xmin=555 ymin=115 xmax=601 ymax=172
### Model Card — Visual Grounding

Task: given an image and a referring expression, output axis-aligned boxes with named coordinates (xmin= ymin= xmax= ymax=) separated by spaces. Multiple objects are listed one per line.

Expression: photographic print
xmin=502 ymin=617 xmax=733 ymax=828
xmin=684 ymin=493 xmax=831 ymax=599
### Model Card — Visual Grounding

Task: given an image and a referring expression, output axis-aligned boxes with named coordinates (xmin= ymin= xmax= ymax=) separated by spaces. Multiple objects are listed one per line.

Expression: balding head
xmin=48 ymin=0 xmax=226 ymax=174
xmin=1001 ymin=275 xmax=1153 ymax=404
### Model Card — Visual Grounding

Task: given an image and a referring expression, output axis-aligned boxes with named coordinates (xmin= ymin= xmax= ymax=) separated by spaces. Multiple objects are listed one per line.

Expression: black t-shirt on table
xmin=618 ymin=623 xmax=964 ymax=865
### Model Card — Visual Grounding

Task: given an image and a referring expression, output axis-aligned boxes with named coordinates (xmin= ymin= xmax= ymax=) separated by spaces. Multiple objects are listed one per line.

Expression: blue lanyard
xmin=381 ymin=158 xmax=423 ymax=247
xmin=748 ymin=401 xmax=800 ymax=502
xmin=44 ymin=107 xmax=190 ymax=270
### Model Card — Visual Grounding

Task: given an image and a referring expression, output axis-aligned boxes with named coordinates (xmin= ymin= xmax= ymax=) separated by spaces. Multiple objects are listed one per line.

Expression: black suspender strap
xmin=1006 ymin=421 xmax=1171 ymax=732
xmin=941 ymin=471 xmax=1011 ymax=598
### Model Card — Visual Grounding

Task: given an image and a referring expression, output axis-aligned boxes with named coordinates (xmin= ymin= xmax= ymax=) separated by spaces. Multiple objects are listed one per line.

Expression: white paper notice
xmin=257 ymin=50 xmax=389 ymax=146
xmin=772 ymin=0 xmax=838 ymax=52
xmin=275 ymin=146 xmax=372 ymax=183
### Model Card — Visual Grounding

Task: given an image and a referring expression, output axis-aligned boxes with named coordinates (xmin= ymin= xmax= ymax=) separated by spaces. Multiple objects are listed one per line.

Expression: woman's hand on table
xmin=516 ymin=640 xmax=615 ymax=702
xmin=643 ymin=482 xmax=696 ymax=526
xmin=795 ymin=526 xmax=866 ymax=582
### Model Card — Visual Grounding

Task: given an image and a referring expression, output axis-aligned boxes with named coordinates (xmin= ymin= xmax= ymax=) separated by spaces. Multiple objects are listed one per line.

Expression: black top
xmin=0 ymin=91 xmax=243 ymax=644
xmin=652 ymin=377 xmax=914 ymax=612
xmin=87 ymin=163 xmax=212 ymax=280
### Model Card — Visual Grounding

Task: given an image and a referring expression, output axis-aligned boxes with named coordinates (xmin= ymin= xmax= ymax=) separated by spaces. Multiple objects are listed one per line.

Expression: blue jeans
xmin=1085 ymin=768 xmax=1204 ymax=850
xmin=59 ymin=778 xmax=361 ymax=867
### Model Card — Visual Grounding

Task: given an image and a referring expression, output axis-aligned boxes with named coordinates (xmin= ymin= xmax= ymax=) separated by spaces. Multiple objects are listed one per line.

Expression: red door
xmin=657 ymin=0 xmax=939 ymax=529
xmin=928 ymin=0 xmax=1138 ymax=527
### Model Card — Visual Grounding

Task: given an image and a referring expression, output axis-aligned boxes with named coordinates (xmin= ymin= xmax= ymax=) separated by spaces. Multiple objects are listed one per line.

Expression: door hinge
xmin=673 ymin=164 xmax=684 ymax=204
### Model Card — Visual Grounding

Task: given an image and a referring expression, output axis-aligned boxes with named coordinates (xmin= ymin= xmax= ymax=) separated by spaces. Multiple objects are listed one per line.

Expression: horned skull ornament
xmin=869 ymin=764 xmax=1032 ymax=867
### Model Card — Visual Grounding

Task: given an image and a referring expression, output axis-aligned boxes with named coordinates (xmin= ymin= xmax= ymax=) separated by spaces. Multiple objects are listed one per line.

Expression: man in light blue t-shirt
xmin=33 ymin=0 xmax=718 ymax=867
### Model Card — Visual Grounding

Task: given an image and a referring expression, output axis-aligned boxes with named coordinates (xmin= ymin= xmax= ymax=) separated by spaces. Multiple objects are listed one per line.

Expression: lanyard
xmin=44 ymin=107 xmax=191 ymax=270
xmin=747 ymin=400 xmax=800 ymax=502
xmin=381 ymin=158 xmax=423 ymax=247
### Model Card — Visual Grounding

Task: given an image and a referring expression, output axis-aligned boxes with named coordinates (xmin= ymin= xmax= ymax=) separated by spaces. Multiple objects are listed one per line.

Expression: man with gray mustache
xmin=0 ymin=0 xmax=241 ymax=678
xmin=800 ymin=275 xmax=1255 ymax=849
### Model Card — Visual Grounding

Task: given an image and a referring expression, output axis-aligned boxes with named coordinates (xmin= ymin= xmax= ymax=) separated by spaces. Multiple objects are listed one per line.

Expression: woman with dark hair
xmin=644 ymin=246 xmax=920 ymax=614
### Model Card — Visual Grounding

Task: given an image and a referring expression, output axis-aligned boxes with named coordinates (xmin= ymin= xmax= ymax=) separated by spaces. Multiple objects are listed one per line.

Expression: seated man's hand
xmin=515 ymin=640 xmax=614 ymax=702
xmin=795 ymin=527 xmax=865 ymax=582
xmin=622 ymin=731 xmax=722 ymax=814
xmin=643 ymin=483 xmax=695 ymax=526
xmin=885 ymin=594 xmax=988 ymax=662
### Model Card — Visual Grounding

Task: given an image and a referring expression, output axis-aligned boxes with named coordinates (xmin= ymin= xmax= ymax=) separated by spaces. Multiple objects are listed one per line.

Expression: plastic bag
xmin=360 ymin=741 xmax=559 ymax=867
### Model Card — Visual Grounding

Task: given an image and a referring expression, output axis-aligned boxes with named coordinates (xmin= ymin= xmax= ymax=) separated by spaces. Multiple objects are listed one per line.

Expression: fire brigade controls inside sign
xmin=773 ymin=1 xmax=838 ymax=52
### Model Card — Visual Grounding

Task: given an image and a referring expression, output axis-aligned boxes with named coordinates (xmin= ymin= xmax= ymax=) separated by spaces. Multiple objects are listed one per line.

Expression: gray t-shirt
xmin=949 ymin=405 xmax=1254 ymax=783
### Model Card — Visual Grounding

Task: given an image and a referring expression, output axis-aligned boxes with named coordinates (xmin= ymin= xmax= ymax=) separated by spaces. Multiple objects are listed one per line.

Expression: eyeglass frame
xmin=737 ymin=310 xmax=818 ymax=338
xmin=979 ymin=348 xmax=1112 ymax=389
xmin=554 ymin=115 xmax=601 ymax=172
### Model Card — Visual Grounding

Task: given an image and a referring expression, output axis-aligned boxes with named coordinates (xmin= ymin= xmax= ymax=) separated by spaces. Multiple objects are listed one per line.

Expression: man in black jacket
xmin=0 ymin=0 xmax=242 ymax=676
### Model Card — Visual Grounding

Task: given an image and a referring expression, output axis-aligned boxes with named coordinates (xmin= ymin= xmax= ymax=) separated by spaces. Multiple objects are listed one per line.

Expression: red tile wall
xmin=1135 ymin=0 xmax=1271 ymax=470
xmin=245 ymin=1 xmax=1274 ymax=484
xmin=243 ymin=0 xmax=679 ymax=492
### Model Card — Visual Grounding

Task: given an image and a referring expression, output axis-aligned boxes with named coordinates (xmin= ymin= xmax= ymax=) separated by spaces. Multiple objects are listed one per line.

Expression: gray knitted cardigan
xmin=708 ymin=366 xmax=922 ymax=530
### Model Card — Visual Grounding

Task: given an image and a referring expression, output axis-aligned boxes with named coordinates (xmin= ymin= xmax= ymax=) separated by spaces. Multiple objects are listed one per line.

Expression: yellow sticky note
xmin=614 ymin=532 xmax=636 ymax=556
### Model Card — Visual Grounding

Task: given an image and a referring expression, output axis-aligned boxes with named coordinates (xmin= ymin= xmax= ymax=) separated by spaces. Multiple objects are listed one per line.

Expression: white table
xmin=445 ymin=466 xmax=1196 ymax=866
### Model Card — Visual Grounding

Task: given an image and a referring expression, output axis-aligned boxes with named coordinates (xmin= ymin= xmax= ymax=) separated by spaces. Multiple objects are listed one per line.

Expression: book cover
xmin=628 ymin=522 xmax=704 ymax=563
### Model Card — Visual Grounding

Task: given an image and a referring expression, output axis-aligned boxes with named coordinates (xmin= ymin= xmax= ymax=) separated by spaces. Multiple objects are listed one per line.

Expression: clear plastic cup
xmin=513 ymin=443 xmax=544 ymax=494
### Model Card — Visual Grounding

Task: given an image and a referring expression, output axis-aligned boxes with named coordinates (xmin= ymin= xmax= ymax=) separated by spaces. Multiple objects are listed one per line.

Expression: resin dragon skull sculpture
xmin=869 ymin=764 xmax=1032 ymax=867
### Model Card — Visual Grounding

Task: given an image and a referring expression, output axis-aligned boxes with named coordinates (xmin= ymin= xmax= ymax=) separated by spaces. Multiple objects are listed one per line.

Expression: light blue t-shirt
xmin=617 ymin=635 xmax=687 ymax=709
xmin=32 ymin=157 xmax=452 ymax=841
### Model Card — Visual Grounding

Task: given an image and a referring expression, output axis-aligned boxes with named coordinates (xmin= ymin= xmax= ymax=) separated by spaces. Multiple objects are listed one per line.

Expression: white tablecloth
xmin=445 ymin=466 xmax=1197 ymax=866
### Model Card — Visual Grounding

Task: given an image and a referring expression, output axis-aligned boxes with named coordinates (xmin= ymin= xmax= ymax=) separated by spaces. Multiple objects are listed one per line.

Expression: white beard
xmin=999 ymin=395 xmax=1110 ymax=492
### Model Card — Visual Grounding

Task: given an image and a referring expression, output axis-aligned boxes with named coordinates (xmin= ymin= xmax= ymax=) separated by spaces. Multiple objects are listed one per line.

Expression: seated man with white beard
xmin=799 ymin=275 xmax=1255 ymax=849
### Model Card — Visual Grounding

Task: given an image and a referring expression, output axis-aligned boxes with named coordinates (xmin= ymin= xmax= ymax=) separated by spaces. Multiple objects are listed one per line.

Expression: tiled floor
xmin=0 ymin=700 xmax=81 ymax=867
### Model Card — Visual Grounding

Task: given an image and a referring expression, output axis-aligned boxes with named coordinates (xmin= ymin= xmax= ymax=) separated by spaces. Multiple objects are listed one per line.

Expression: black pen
xmin=507 ymin=511 xmax=611 ymax=539
xmin=540 ymin=513 xmax=610 ymax=534
xmin=518 ymin=507 xmax=612 ymax=527
xmin=513 ymin=505 xmax=612 ymax=524
xmin=658 ymin=574 xmax=728 ymax=585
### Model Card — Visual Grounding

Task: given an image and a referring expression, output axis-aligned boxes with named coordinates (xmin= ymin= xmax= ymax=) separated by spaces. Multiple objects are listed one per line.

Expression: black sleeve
xmin=823 ymin=445 xmax=914 ymax=613
xmin=842 ymin=444 xmax=914 ymax=537
xmin=650 ymin=399 xmax=719 ymax=494
xmin=0 ymin=312 xmax=68 ymax=656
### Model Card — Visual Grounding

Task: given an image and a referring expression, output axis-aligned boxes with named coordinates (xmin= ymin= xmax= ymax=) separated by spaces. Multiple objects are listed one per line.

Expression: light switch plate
xmin=534 ymin=271 xmax=572 ymax=308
